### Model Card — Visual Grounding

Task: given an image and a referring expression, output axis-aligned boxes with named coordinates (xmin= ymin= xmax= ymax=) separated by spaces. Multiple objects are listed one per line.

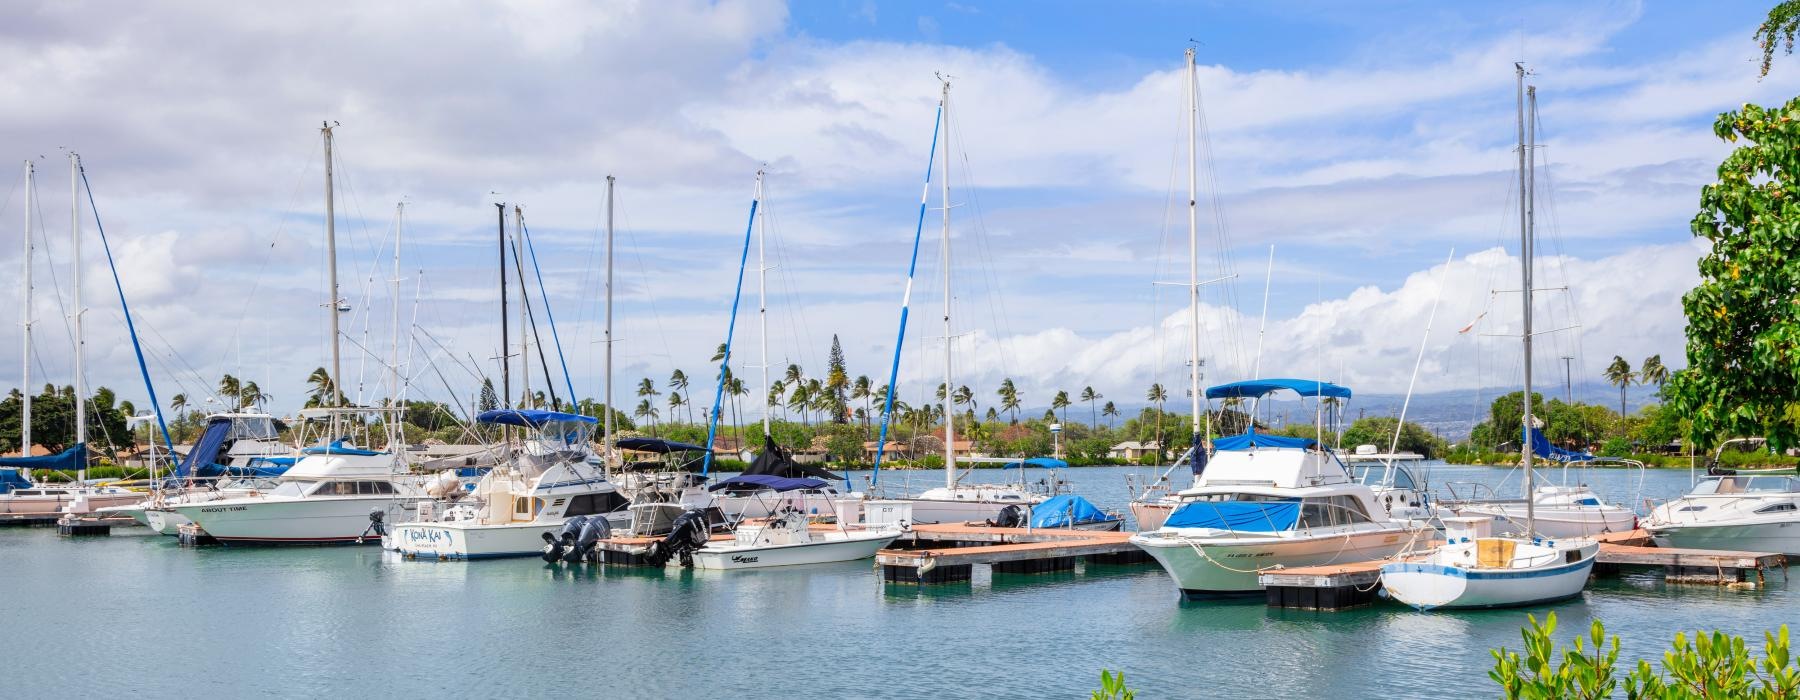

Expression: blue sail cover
xmin=616 ymin=437 xmax=710 ymax=454
xmin=1525 ymin=426 xmax=1593 ymax=463
xmin=174 ymin=418 xmax=232 ymax=479
xmin=1205 ymin=378 xmax=1352 ymax=400
xmin=1030 ymin=494 xmax=1117 ymax=528
xmin=1163 ymin=500 xmax=1301 ymax=532
xmin=0 ymin=444 xmax=87 ymax=472
xmin=476 ymin=409 xmax=598 ymax=427
xmin=707 ymin=474 xmax=830 ymax=492
xmin=1003 ymin=457 xmax=1068 ymax=469
xmin=0 ymin=468 xmax=32 ymax=493
xmin=1213 ymin=429 xmax=1318 ymax=452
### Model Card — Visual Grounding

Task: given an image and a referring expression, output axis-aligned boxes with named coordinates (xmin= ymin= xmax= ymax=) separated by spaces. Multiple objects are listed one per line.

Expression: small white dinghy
xmin=1381 ymin=516 xmax=1597 ymax=610
xmin=691 ymin=500 xmax=909 ymax=570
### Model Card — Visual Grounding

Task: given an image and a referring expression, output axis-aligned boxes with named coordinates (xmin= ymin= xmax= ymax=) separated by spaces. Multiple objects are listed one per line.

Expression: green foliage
xmin=1091 ymin=669 xmax=1135 ymax=700
xmin=1758 ymin=1 xmax=1800 ymax=77
xmin=1667 ymin=94 xmax=1800 ymax=451
xmin=1339 ymin=416 xmax=1446 ymax=458
xmin=1489 ymin=612 xmax=1799 ymax=700
xmin=1598 ymin=437 xmax=1632 ymax=458
xmin=0 ymin=385 xmax=133 ymax=456
xmin=1489 ymin=613 xmax=1621 ymax=700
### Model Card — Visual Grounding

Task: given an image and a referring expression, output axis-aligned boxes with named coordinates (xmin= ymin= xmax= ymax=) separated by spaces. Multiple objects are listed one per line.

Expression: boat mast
xmin=1516 ymin=64 xmax=1537 ymax=538
xmin=1186 ymin=48 xmax=1203 ymax=471
xmin=70 ymin=153 xmax=85 ymax=480
xmin=939 ymin=76 xmax=956 ymax=491
xmin=515 ymin=205 xmax=530 ymax=409
xmin=604 ymin=176 xmax=615 ymax=471
xmin=388 ymin=202 xmax=404 ymax=447
xmin=496 ymin=203 xmax=509 ymax=409
xmin=758 ymin=170 xmax=771 ymax=440
xmin=19 ymin=160 xmax=31 ymax=463
xmin=322 ymin=123 xmax=343 ymax=407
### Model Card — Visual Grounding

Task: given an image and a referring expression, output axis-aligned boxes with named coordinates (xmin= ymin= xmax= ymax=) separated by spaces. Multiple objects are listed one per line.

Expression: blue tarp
xmin=616 ymin=437 xmax=710 ymax=454
xmin=476 ymin=409 xmax=598 ymax=427
xmin=0 ymin=444 xmax=87 ymax=472
xmin=1213 ymin=429 xmax=1318 ymax=452
xmin=707 ymin=474 xmax=830 ymax=492
xmin=1030 ymin=494 xmax=1117 ymax=528
xmin=300 ymin=440 xmax=383 ymax=457
xmin=1525 ymin=426 xmax=1593 ymax=463
xmin=175 ymin=418 xmax=232 ymax=479
xmin=0 ymin=468 xmax=32 ymax=493
xmin=1204 ymin=378 xmax=1352 ymax=400
xmin=1003 ymin=457 xmax=1068 ymax=469
xmin=1163 ymin=499 xmax=1301 ymax=532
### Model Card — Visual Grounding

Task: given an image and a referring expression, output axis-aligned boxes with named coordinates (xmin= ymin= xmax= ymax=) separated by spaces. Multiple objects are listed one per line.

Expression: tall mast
xmin=758 ymin=170 xmax=771 ymax=439
xmin=939 ymin=77 xmax=956 ymax=490
xmin=1516 ymin=64 xmax=1537 ymax=537
xmin=497 ymin=203 xmax=509 ymax=410
xmin=20 ymin=161 xmax=32 ymax=461
xmin=603 ymin=176 xmax=616 ymax=470
xmin=389 ymin=202 xmax=404 ymax=411
xmin=322 ymin=122 xmax=343 ymax=407
xmin=1186 ymin=48 xmax=1202 ymax=468
xmin=514 ymin=205 xmax=529 ymax=408
xmin=70 ymin=154 xmax=85 ymax=472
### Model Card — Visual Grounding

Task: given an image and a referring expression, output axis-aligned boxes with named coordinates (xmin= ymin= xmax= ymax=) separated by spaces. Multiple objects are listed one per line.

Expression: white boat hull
xmin=901 ymin=498 xmax=1023 ymax=525
xmin=1648 ymin=521 xmax=1800 ymax=556
xmin=389 ymin=512 xmax=633 ymax=560
xmin=1381 ymin=553 xmax=1596 ymax=610
xmin=0 ymin=490 xmax=143 ymax=516
xmin=1452 ymin=503 xmax=1636 ymax=539
xmin=144 ymin=508 xmax=191 ymax=535
xmin=174 ymin=496 xmax=421 ymax=545
xmin=1132 ymin=528 xmax=1412 ymax=595
xmin=691 ymin=531 xmax=899 ymax=570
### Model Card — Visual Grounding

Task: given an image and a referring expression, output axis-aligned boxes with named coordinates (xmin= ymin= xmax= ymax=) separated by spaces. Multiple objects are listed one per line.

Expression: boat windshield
xmin=269 ymin=480 xmax=317 ymax=497
xmin=227 ymin=417 xmax=279 ymax=441
xmin=1184 ymin=492 xmax=1298 ymax=503
xmin=533 ymin=420 xmax=596 ymax=451
xmin=1691 ymin=475 xmax=1799 ymax=495
xmin=1349 ymin=465 xmax=1416 ymax=490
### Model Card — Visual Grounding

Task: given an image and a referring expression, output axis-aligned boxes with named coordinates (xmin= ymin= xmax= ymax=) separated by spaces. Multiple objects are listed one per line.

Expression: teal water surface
xmin=1 ymin=463 xmax=1790 ymax=698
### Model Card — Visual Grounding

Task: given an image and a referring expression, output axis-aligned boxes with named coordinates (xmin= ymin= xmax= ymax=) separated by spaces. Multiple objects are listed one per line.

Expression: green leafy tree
xmin=1667 ymin=91 xmax=1800 ymax=450
xmin=306 ymin=367 xmax=336 ymax=408
xmin=851 ymin=375 xmax=873 ymax=434
xmin=997 ymin=378 xmax=1021 ymax=424
xmin=1340 ymin=416 xmax=1447 ymax=458
xmin=1101 ymin=401 xmax=1119 ymax=423
xmin=1488 ymin=611 xmax=1798 ymax=699
xmin=1489 ymin=613 xmax=1619 ymax=700
xmin=476 ymin=378 xmax=499 ymax=412
xmin=668 ymin=369 xmax=691 ymax=425
xmin=1758 ymin=1 xmax=1800 ymax=77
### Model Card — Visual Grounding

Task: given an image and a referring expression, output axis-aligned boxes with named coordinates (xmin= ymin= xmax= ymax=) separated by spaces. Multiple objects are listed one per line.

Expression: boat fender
xmin=918 ymin=557 xmax=938 ymax=575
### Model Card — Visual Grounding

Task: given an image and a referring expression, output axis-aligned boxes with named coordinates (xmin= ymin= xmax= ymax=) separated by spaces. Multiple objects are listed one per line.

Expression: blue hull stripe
xmin=1381 ymin=558 xmax=1594 ymax=581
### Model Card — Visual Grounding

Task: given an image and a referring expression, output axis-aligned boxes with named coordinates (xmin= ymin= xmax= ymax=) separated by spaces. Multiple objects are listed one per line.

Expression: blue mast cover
xmin=1525 ymin=425 xmax=1593 ymax=462
xmin=476 ymin=409 xmax=599 ymax=427
xmin=1204 ymin=378 xmax=1352 ymax=400
xmin=0 ymin=444 xmax=88 ymax=473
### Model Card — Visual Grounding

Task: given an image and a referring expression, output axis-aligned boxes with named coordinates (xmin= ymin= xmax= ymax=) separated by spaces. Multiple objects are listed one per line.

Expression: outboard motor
xmin=989 ymin=504 xmax=1025 ymax=528
xmin=542 ymin=516 xmax=587 ymax=563
xmin=357 ymin=508 xmax=386 ymax=544
xmin=646 ymin=509 xmax=710 ymax=568
xmin=564 ymin=515 xmax=613 ymax=564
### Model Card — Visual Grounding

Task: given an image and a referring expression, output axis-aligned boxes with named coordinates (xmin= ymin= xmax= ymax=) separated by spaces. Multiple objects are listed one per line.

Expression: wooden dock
xmin=1259 ymin=530 xmax=1788 ymax=611
xmin=878 ymin=524 xmax=1150 ymax=585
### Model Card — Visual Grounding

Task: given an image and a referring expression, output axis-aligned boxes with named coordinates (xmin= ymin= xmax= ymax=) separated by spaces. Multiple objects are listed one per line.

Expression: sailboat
xmin=866 ymin=76 xmax=1050 ymax=525
xmin=0 ymin=156 xmax=142 ymax=520
xmin=1379 ymin=67 xmax=1599 ymax=610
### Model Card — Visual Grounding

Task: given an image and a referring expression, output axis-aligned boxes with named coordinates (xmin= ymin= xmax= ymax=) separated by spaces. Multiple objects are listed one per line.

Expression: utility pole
xmin=1560 ymin=355 xmax=1574 ymax=404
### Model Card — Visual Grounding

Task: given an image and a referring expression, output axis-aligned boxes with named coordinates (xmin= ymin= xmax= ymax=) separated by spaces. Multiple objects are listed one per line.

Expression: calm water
xmin=2 ymin=463 xmax=1792 ymax=698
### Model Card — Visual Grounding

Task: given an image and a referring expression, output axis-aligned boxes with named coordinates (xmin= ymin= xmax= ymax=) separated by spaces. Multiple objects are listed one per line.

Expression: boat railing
xmin=1441 ymin=481 xmax=1499 ymax=503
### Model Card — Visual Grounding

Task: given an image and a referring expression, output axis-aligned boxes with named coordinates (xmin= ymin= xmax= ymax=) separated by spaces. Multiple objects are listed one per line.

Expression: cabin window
xmin=1565 ymin=550 xmax=1582 ymax=564
xmin=565 ymin=492 xmax=629 ymax=517
xmin=320 ymin=482 xmax=357 ymax=496
xmin=1755 ymin=503 xmax=1797 ymax=514
xmin=514 ymin=497 xmax=542 ymax=516
xmin=1677 ymin=505 xmax=1708 ymax=512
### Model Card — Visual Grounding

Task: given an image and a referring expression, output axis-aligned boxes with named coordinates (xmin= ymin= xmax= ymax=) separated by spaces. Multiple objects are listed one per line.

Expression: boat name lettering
xmin=730 ymin=555 xmax=759 ymax=563
xmin=200 ymin=506 xmax=248 ymax=513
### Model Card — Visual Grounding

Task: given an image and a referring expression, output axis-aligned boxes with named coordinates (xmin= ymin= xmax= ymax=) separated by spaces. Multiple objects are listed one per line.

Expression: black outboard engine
xmin=646 ymin=509 xmax=710 ymax=568
xmin=564 ymin=515 xmax=612 ymax=564
xmin=357 ymin=508 xmax=386 ymax=544
xmin=988 ymin=504 xmax=1025 ymax=528
xmin=542 ymin=516 xmax=587 ymax=563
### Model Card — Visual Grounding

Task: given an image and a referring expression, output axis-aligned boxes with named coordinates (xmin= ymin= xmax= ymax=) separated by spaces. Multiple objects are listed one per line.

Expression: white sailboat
xmin=1379 ymin=68 xmax=1599 ymax=610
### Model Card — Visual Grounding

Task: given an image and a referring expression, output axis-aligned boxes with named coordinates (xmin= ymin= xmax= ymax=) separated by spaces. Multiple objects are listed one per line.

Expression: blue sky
xmin=0 ymin=0 xmax=1791 ymax=427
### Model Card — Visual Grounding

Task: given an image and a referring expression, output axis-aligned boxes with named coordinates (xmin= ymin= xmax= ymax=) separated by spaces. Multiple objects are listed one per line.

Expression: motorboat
xmin=388 ymin=409 xmax=630 ymax=561
xmin=1348 ymin=462 xmax=1446 ymax=530
xmin=170 ymin=407 xmax=438 ymax=545
xmin=709 ymin=435 xmax=855 ymax=520
xmin=97 ymin=412 xmax=295 ymax=533
xmin=689 ymin=499 xmax=908 ymax=570
xmin=1380 ymin=516 xmax=1598 ymax=610
xmin=1378 ymin=69 xmax=1599 ymax=611
xmin=1131 ymin=379 xmax=1418 ymax=597
xmin=0 ymin=446 xmax=143 ymax=519
xmin=1644 ymin=472 xmax=1799 ymax=555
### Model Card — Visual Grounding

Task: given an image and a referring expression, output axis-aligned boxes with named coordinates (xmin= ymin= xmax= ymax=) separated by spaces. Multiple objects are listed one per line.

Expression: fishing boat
xmin=102 ymin=412 xmax=293 ymax=533
xmin=1643 ymin=439 xmax=1799 ymax=554
xmin=1379 ymin=67 xmax=1598 ymax=610
xmin=388 ymin=409 xmax=628 ymax=560
xmin=710 ymin=436 xmax=854 ymax=520
xmin=1130 ymin=379 xmax=1416 ymax=597
xmin=688 ymin=494 xmax=908 ymax=570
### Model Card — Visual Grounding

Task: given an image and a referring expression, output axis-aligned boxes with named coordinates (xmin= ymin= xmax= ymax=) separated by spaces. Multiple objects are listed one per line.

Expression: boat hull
xmin=903 ymin=499 xmax=1019 ymax=525
xmin=0 ymin=491 xmax=143 ymax=516
xmin=1648 ymin=521 xmax=1800 ymax=556
xmin=1452 ymin=503 xmax=1635 ymax=539
xmin=1380 ymin=555 xmax=1595 ymax=610
xmin=1132 ymin=528 xmax=1411 ymax=595
xmin=1131 ymin=502 xmax=1174 ymax=531
xmin=389 ymin=512 xmax=633 ymax=560
xmin=144 ymin=508 xmax=191 ymax=535
xmin=691 ymin=531 xmax=899 ymax=570
xmin=174 ymin=496 xmax=421 ymax=545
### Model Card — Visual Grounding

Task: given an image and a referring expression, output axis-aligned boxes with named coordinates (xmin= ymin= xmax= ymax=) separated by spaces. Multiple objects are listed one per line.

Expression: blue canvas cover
xmin=0 ymin=468 xmax=31 ymax=493
xmin=1163 ymin=499 xmax=1301 ymax=532
xmin=174 ymin=418 xmax=232 ymax=479
xmin=1212 ymin=429 xmax=1317 ymax=452
xmin=1525 ymin=426 xmax=1593 ymax=463
xmin=0 ymin=444 xmax=87 ymax=472
xmin=616 ymin=437 xmax=710 ymax=454
xmin=1030 ymin=494 xmax=1116 ymax=528
xmin=300 ymin=440 xmax=383 ymax=457
xmin=1205 ymin=378 xmax=1352 ymax=400
xmin=707 ymin=474 xmax=830 ymax=492
xmin=1003 ymin=457 xmax=1068 ymax=469
xmin=476 ymin=409 xmax=597 ymax=428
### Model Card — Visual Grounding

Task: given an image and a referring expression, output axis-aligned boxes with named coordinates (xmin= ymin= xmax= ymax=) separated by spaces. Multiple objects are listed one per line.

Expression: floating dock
xmin=1259 ymin=530 xmax=1788 ymax=611
xmin=878 ymin=524 xmax=1150 ymax=585
xmin=0 ymin=515 xmax=62 ymax=527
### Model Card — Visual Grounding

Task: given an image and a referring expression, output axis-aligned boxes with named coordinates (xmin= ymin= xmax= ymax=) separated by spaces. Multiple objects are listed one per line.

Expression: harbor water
xmin=2 ymin=464 xmax=1791 ymax=698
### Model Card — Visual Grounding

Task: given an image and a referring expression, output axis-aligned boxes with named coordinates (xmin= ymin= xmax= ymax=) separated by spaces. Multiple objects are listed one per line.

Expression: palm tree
xmin=784 ymin=363 xmax=804 ymax=390
xmin=851 ymin=375 xmax=873 ymax=434
xmin=1604 ymin=356 xmax=1636 ymax=417
xmin=1102 ymin=401 xmax=1119 ymax=424
xmin=218 ymin=374 xmax=241 ymax=409
xmin=669 ymin=369 xmax=692 ymax=425
xmin=239 ymin=381 xmax=266 ymax=410
xmin=997 ymin=378 xmax=1021 ymax=424
xmin=984 ymin=407 xmax=999 ymax=422
xmin=726 ymin=376 xmax=747 ymax=440
xmin=1640 ymin=354 xmax=1669 ymax=388
xmin=768 ymin=380 xmax=786 ymax=423
xmin=952 ymin=385 xmax=975 ymax=414
xmin=1147 ymin=383 xmax=1168 ymax=453
xmin=1052 ymin=390 xmax=1071 ymax=426
xmin=170 ymin=393 xmax=188 ymax=423
xmin=787 ymin=381 xmax=812 ymax=426
xmin=634 ymin=399 xmax=659 ymax=436
xmin=667 ymin=391 xmax=685 ymax=426
xmin=1080 ymin=386 xmax=1102 ymax=430
xmin=305 ymin=367 xmax=334 ymax=407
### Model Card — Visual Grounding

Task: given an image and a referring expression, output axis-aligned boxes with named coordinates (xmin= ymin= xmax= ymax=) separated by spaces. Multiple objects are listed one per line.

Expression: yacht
xmin=1643 ymin=472 xmax=1799 ymax=555
xmin=387 ymin=409 xmax=629 ymax=560
xmin=170 ymin=407 xmax=437 ymax=545
xmin=1131 ymin=379 xmax=1417 ymax=597
xmin=98 ymin=413 xmax=294 ymax=533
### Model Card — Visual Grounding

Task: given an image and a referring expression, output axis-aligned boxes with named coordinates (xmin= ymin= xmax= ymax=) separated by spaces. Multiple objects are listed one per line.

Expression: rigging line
xmin=763 ymin=193 xmax=818 ymax=376
xmin=946 ymin=105 xmax=1018 ymax=382
xmin=521 ymin=222 xmax=578 ymax=411
xmin=80 ymin=163 xmax=175 ymax=453
xmin=512 ymin=221 xmax=560 ymax=410
xmin=873 ymin=104 xmax=942 ymax=482
xmin=616 ymin=195 xmax=680 ymax=381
